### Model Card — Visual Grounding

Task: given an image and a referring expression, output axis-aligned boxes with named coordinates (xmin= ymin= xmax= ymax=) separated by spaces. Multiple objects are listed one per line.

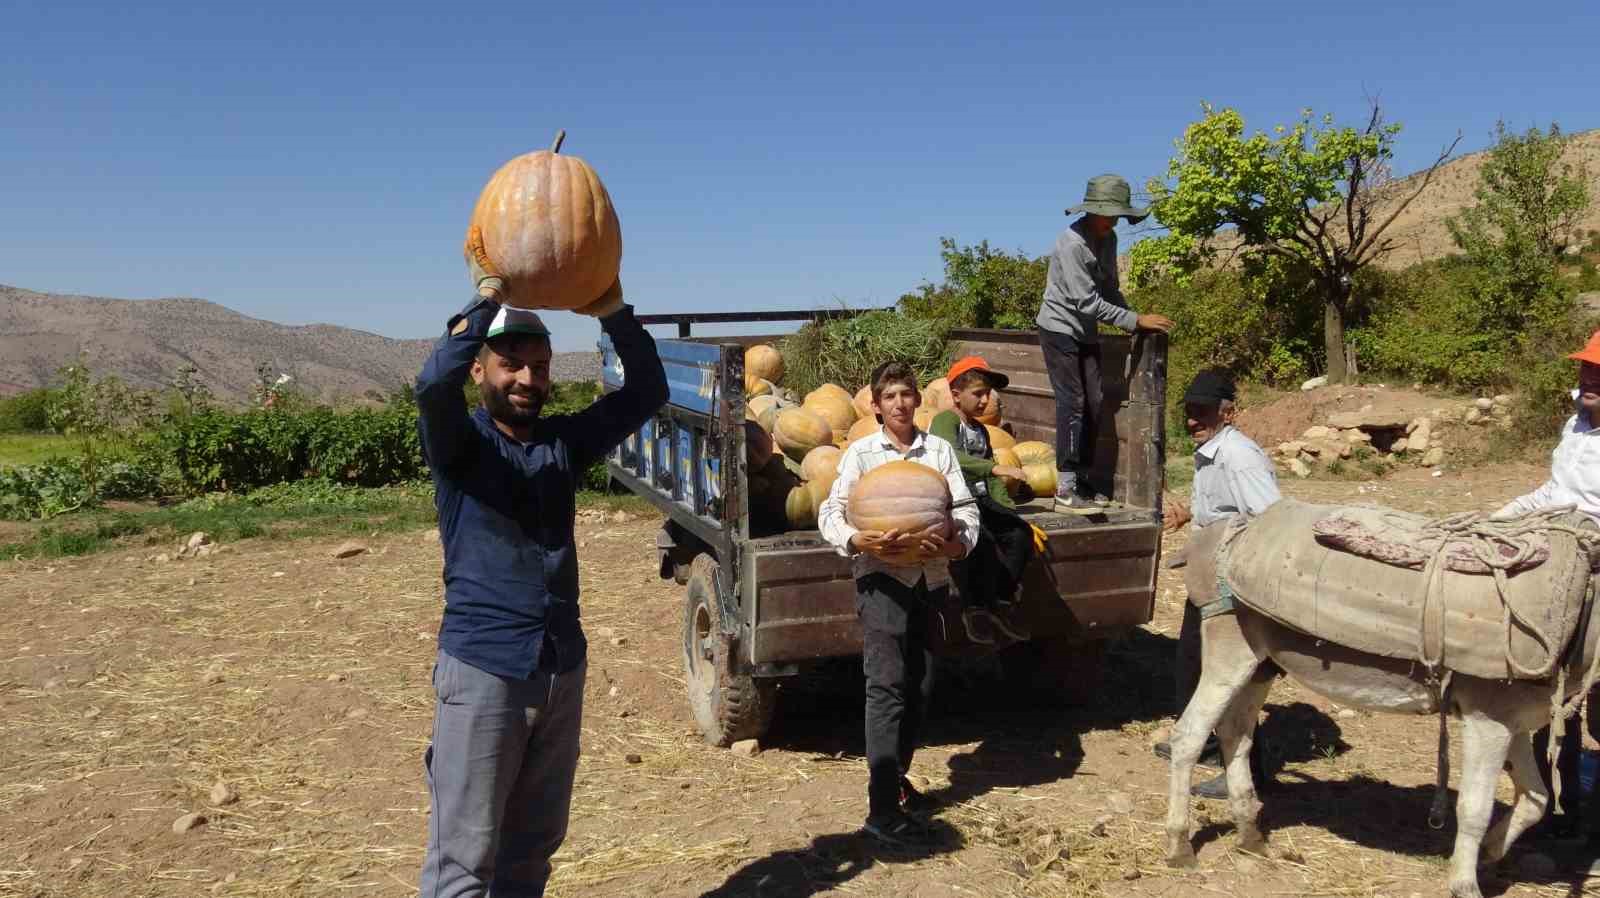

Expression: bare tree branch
xmin=1353 ymin=131 xmax=1464 ymax=261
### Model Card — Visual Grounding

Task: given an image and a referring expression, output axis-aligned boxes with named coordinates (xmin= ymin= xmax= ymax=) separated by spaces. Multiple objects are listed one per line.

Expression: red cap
xmin=946 ymin=356 xmax=1010 ymax=390
xmin=1569 ymin=330 xmax=1600 ymax=366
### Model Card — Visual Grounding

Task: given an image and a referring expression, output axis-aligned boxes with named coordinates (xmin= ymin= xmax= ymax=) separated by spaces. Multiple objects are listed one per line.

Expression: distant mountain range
xmin=0 ymin=285 xmax=600 ymax=402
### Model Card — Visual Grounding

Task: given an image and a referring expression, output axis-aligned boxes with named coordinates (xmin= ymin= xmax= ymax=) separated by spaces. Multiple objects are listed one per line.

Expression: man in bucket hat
xmin=1037 ymin=174 xmax=1174 ymax=512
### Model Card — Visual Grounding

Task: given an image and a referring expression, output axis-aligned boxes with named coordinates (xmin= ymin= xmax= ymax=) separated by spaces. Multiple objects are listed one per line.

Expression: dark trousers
xmin=952 ymin=501 xmax=1034 ymax=607
xmin=858 ymin=573 xmax=940 ymax=817
xmin=1038 ymin=330 xmax=1103 ymax=472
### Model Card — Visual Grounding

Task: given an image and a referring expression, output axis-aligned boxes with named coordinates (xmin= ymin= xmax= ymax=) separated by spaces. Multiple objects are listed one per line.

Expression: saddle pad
xmin=1221 ymin=499 xmax=1591 ymax=680
xmin=1312 ymin=508 xmax=1551 ymax=575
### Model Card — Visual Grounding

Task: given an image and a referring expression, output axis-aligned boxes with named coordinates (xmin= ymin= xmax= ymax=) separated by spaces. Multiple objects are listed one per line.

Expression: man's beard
xmin=481 ymin=381 xmax=547 ymax=427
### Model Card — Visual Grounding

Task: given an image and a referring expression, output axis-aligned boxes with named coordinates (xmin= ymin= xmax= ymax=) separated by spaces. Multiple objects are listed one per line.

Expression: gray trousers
xmin=419 ymin=650 xmax=587 ymax=898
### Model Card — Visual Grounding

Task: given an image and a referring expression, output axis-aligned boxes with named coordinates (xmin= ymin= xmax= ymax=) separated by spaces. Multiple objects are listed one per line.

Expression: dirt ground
xmin=4 ymin=458 xmax=1599 ymax=898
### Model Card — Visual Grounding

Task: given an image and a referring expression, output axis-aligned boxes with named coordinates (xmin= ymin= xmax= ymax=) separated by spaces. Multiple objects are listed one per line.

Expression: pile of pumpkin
xmin=740 ymin=345 xmax=1060 ymax=533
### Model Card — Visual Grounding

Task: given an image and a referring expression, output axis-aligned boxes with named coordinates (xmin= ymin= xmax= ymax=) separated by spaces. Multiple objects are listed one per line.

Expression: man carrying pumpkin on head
xmin=818 ymin=361 xmax=981 ymax=846
xmin=927 ymin=356 xmax=1038 ymax=646
xmin=1037 ymin=174 xmax=1174 ymax=512
xmin=412 ymin=226 xmax=668 ymax=898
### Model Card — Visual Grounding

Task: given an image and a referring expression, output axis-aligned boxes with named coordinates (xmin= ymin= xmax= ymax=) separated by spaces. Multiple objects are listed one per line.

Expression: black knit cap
xmin=1183 ymin=370 xmax=1237 ymax=405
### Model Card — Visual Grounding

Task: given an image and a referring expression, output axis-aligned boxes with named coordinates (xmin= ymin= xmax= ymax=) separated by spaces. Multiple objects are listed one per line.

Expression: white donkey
xmin=1165 ymin=519 xmax=1597 ymax=898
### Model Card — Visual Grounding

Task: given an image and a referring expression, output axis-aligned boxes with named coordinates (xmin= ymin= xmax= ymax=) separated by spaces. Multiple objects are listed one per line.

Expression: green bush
xmin=0 ymin=459 xmax=92 ymax=520
xmin=898 ymin=238 xmax=1047 ymax=330
xmin=0 ymin=389 xmax=54 ymax=433
xmin=304 ymin=405 xmax=426 ymax=487
xmin=1347 ymin=259 xmax=1513 ymax=389
xmin=164 ymin=409 xmax=316 ymax=494
xmin=779 ymin=310 xmax=951 ymax=397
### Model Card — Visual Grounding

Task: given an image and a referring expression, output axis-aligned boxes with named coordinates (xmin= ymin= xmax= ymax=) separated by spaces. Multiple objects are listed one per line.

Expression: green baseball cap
xmin=485 ymin=306 xmax=551 ymax=340
xmin=1065 ymin=174 xmax=1148 ymax=223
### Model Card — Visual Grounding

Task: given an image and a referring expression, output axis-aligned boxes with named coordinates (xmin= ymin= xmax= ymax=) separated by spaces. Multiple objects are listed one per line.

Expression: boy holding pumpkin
xmin=928 ymin=356 xmax=1036 ymax=646
xmin=818 ymin=361 xmax=981 ymax=846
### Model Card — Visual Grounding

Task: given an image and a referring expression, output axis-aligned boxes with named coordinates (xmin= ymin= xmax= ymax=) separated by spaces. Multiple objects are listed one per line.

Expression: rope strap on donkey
xmin=1414 ymin=506 xmax=1600 ymax=825
xmin=1414 ymin=506 xmax=1600 ymax=679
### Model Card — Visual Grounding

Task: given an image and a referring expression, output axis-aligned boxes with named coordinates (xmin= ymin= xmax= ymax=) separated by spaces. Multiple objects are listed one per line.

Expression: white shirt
xmin=817 ymin=426 xmax=981 ymax=588
xmin=1191 ymin=425 xmax=1282 ymax=529
xmin=1494 ymin=412 xmax=1600 ymax=521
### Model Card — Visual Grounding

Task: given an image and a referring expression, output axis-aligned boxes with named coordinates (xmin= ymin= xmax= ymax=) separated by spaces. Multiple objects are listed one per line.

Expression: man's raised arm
xmin=415 ymin=297 xmax=496 ymax=472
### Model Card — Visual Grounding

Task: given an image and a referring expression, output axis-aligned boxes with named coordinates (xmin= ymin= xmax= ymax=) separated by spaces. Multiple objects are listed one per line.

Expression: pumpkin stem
xmin=550 ymin=129 xmax=566 ymax=154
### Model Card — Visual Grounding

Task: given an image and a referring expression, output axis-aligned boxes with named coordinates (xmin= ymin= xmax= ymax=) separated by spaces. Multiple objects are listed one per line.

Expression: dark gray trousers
xmin=1038 ymin=329 xmax=1103 ymax=473
xmin=858 ymin=573 xmax=940 ymax=817
xmin=419 ymin=650 xmax=587 ymax=898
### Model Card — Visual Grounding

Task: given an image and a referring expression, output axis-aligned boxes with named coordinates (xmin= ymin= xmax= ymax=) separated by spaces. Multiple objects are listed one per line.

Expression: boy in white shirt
xmin=818 ymin=361 xmax=981 ymax=846
xmin=1493 ymin=330 xmax=1600 ymax=841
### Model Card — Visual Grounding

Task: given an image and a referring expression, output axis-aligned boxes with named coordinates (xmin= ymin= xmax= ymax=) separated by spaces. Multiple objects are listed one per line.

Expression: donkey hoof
xmin=1237 ymin=833 xmax=1267 ymax=857
xmin=1167 ymin=847 xmax=1198 ymax=870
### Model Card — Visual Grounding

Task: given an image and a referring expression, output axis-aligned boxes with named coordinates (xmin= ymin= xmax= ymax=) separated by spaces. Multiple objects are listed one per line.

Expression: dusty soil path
xmin=3 ymin=461 xmax=1597 ymax=898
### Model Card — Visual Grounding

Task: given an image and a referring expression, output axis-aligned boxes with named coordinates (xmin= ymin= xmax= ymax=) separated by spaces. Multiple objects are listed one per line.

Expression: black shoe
xmin=1154 ymin=737 xmax=1223 ymax=769
xmin=960 ymin=609 xmax=998 ymax=646
xmin=1053 ymin=492 xmax=1101 ymax=515
xmin=1191 ymin=772 xmax=1230 ymax=799
xmin=863 ymin=809 xmax=936 ymax=846
xmin=900 ymin=777 xmax=938 ymax=816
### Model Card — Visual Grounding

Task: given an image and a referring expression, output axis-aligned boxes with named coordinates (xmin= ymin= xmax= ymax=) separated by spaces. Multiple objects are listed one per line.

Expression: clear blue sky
xmin=4 ymin=1 xmax=1597 ymax=351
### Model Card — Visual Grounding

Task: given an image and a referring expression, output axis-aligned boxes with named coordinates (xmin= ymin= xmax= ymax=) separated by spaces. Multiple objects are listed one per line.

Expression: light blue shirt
xmin=1191 ymin=425 xmax=1282 ymax=529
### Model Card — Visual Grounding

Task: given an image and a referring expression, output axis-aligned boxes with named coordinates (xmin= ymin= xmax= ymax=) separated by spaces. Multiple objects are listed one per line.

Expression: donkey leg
xmin=1448 ymin=711 xmax=1514 ymax=898
xmin=1215 ymin=663 xmax=1276 ymax=856
xmin=1482 ymin=729 xmax=1549 ymax=864
xmin=1166 ymin=615 xmax=1259 ymax=869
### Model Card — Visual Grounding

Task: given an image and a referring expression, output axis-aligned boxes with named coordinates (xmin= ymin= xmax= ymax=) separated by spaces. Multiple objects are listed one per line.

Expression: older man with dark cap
xmin=1038 ymin=174 xmax=1175 ymax=512
xmin=1154 ymin=370 xmax=1281 ymax=798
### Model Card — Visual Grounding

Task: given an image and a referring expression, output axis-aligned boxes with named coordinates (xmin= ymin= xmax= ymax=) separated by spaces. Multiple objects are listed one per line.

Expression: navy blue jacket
xmin=415 ymin=297 xmax=667 ymax=679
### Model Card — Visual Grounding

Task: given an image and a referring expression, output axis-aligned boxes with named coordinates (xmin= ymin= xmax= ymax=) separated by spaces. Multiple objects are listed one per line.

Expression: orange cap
xmin=946 ymin=356 xmax=1010 ymax=390
xmin=1569 ymin=330 xmax=1600 ymax=366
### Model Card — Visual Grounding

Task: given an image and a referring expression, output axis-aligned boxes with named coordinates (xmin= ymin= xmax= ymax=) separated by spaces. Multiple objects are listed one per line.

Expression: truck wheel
xmin=1001 ymin=637 xmax=1106 ymax=707
xmin=683 ymin=554 xmax=775 ymax=746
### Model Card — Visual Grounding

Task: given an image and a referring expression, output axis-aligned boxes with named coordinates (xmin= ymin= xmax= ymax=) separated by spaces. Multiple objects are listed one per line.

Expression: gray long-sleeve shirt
xmin=1035 ymin=218 xmax=1138 ymax=341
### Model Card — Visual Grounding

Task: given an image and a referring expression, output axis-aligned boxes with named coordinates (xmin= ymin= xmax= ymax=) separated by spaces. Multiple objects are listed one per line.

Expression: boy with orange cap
xmin=1493 ymin=330 xmax=1600 ymax=841
xmin=929 ymin=356 xmax=1037 ymax=646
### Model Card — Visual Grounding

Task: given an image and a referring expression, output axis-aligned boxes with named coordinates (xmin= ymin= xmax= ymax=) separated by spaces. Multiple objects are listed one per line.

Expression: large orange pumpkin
xmin=800 ymin=445 xmax=842 ymax=482
xmin=852 ymin=385 xmax=875 ymax=420
xmin=772 ymin=408 xmax=832 ymax=462
xmin=745 ymin=374 xmax=774 ymax=397
xmin=467 ymin=132 xmax=622 ymax=311
xmin=913 ymin=407 xmax=935 ymax=431
xmin=784 ymin=483 xmax=819 ymax=529
xmin=1022 ymin=463 xmax=1058 ymax=498
xmin=745 ymin=344 xmax=784 ymax=385
xmin=922 ymin=378 xmax=954 ymax=412
xmin=804 ymin=392 xmax=857 ymax=441
xmin=747 ymin=395 xmax=780 ymax=428
xmin=1013 ymin=441 xmax=1054 ymax=466
xmin=992 ymin=446 xmax=1021 ymax=469
xmin=986 ymin=424 xmax=1016 ymax=450
xmin=847 ymin=460 xmax=952 ymax=535
xmin=845 ymin=417 xmax=879 ymax=446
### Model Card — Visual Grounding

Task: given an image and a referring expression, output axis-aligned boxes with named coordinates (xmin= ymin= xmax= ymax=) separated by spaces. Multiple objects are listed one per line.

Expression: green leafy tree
xmin=898 ymin=238 xmax=1047 ymax=329
xmin=1447 ymin=121 xmax=1590 ymax=335
xmin=1133 ymin=102 xmax=1459 ymax=383
xmin=1446 ymin=122 xmax=1594 ymax=434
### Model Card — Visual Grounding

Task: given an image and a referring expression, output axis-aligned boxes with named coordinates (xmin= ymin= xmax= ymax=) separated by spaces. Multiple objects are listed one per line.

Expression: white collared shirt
xmin=1190 ymin=425 xmax=1282 ymax=529
xmin=817 ymin=426 xmax=981 ymax=588
xmin=1494 ymin=412 xmax=1600 ymax=521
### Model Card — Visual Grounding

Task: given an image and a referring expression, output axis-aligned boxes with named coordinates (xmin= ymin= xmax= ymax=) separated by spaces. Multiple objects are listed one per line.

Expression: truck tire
xmin=683 ymin=554 xmax=776 ymax=747
xmin=1001 ymin=637 xmax=1106 ymax=707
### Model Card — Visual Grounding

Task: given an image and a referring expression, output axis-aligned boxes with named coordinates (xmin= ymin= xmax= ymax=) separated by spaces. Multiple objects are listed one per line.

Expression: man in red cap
xmin=928 ymin=356 xmax=1036 ymax=645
